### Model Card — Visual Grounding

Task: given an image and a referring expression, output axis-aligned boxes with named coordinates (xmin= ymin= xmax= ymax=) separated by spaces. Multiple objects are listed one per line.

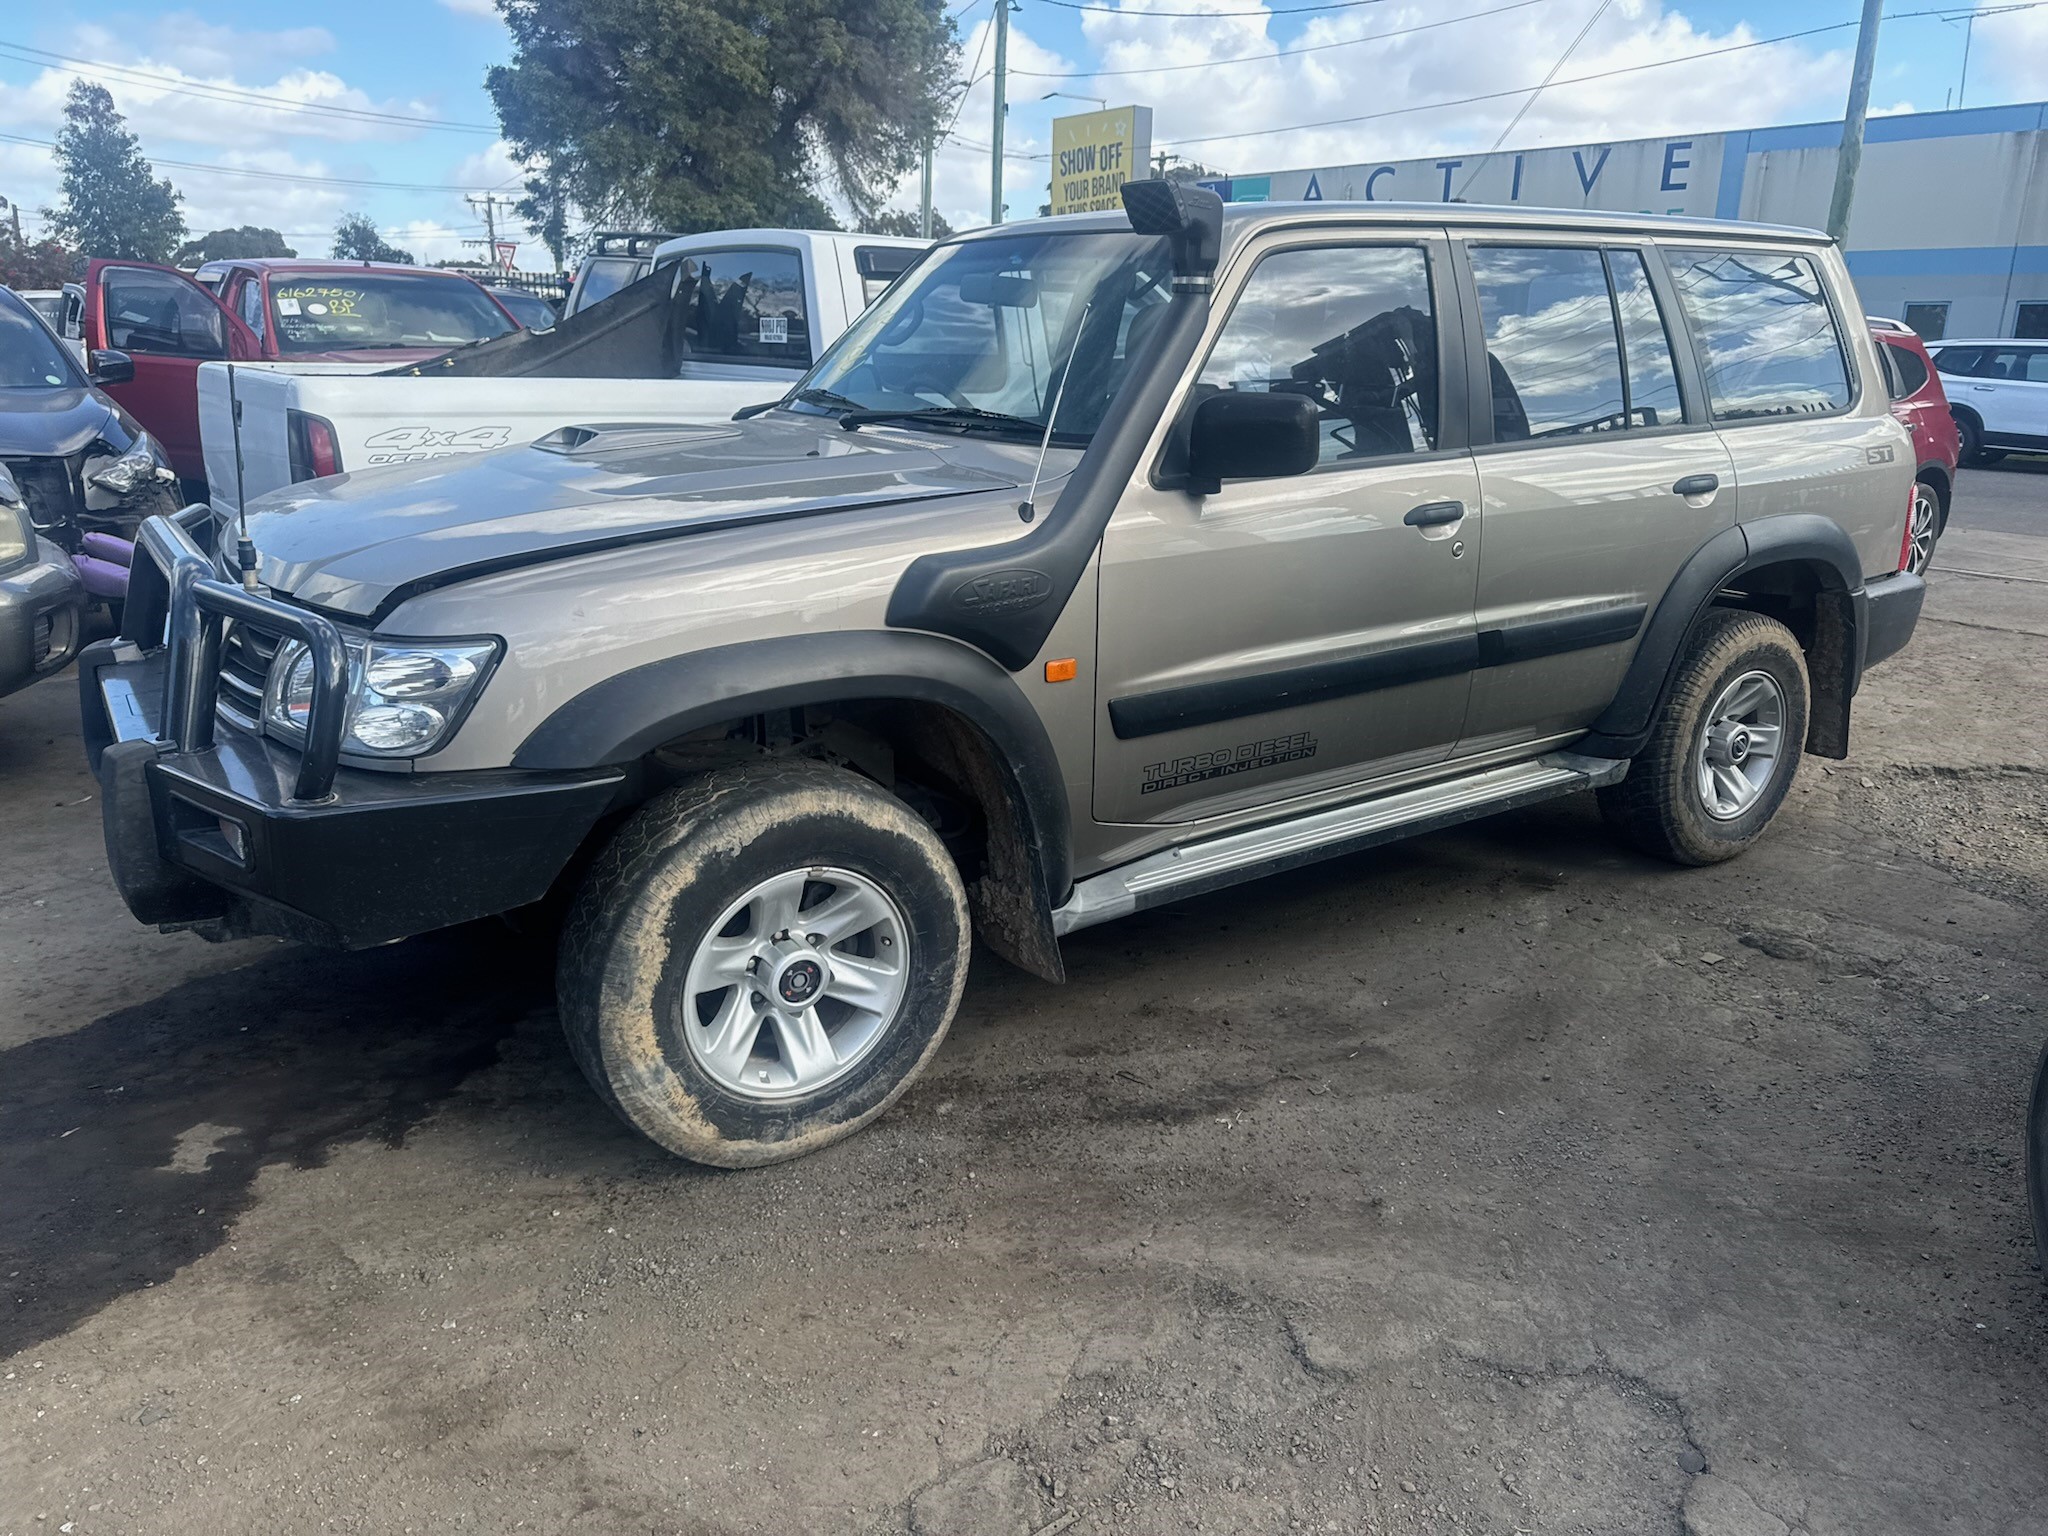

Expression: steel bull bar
xmin=129 ymin=509 xmax=351 ymax=802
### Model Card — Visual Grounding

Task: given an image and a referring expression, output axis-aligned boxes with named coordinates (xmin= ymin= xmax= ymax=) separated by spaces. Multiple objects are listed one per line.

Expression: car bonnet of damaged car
xmin=0 ymin=287 xmax=182 ymax=554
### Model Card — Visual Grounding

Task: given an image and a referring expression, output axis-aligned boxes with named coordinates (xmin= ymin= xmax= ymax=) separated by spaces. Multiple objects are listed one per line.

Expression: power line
xmin=1013 ymin=0 xmax=1555 ymax=80
xmin=1034 ymin=0 xmax=1390 ymax=16
xmin=0 ymin=38 xmax=499 ymax=134
xmin=0 ymin=131 xmax=500 ymax=192
xmin=1454 ymin=0 xmax=1611 ymax=198
xmin=1152 ymin=8 xmax=1996 ymax=151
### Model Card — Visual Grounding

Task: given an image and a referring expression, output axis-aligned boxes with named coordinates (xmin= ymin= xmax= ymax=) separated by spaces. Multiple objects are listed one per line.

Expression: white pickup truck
xmin=199 ymin=230 xmax=925 ymax=516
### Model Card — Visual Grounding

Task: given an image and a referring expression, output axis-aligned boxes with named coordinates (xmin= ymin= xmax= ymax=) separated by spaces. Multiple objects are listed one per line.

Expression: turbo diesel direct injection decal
xmin=1141 ymin=732 xmax=1318 ymax=794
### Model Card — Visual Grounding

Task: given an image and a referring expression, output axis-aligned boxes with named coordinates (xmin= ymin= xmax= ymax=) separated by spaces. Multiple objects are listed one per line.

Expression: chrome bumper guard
xmin=126 ymin=509 xmax=351 ymax=803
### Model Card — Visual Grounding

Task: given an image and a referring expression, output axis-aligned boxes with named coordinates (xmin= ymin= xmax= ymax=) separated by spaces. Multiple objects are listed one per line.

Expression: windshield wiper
xmin=792 ymin=386 xmax=868 ymax=415
xmin=834 ymin=404 xmax=1047 ymax=437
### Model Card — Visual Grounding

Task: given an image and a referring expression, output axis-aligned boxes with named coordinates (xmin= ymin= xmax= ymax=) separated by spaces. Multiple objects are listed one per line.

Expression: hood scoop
xmin=534 ymin=421 xmax=745 ymax=456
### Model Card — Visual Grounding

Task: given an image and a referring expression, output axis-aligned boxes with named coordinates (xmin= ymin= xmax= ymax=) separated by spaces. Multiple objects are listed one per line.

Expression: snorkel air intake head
xmin=1120 ymin=179 xmax=1223 ymax=292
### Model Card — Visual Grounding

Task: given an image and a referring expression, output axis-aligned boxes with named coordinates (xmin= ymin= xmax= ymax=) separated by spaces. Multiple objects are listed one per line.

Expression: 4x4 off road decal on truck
xmin=361 ymin=425 xmax=516 ymax=465
xmin=1142 ymin=731 xmax=1318 ymax=794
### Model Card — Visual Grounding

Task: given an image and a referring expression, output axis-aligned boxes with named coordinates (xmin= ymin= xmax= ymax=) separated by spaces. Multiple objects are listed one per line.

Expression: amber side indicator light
xmin=1044 ymin=658 xmax=1078 ymax=683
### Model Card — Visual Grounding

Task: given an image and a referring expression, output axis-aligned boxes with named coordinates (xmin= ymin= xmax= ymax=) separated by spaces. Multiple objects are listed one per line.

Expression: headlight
xmin=0 ymin=466 xmax=27 ymax=574
xmin=263 ymin=635 xmax=498 ymax=759
xmin=88 ymin=432 xmax=172 ymax=497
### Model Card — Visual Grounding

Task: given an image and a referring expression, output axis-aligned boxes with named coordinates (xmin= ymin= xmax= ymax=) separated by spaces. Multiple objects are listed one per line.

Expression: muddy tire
xmin=1598 ymin=608 xmax=1809 ymax=866
xmin=557 ymin=759 xmax=970 ymax=1167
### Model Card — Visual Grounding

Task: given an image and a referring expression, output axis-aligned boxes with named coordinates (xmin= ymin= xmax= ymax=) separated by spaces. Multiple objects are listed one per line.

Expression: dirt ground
xmin=3 ymin=468 xmax=2045 ymax=1536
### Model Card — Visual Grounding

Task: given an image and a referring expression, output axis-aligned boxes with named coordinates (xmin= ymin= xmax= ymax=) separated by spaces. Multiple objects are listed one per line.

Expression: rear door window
xmin=855 ymin=245 xmax=921 ymax=306
xmin=1666 ymin=247 xmax=1852 ymax=420
xmin=1933 ymin=347 xmax=1983 ymax=376
xmin=673 ymin=248 xmax=811 ymax=368
xmin=1199 ymin=243 xmax=1440 ymax=462
xmin=1886 ymin=340 xmax=1929 ymax=396
xmin=101 ymin=266 xmax=227 ymax=358
xmin=1469 ymin=246 xmax=1626 ymax=439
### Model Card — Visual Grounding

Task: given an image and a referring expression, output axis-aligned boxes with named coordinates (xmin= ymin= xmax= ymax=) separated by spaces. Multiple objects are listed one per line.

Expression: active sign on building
xmin=1050 ymin=106 xmax=1154 ymax=216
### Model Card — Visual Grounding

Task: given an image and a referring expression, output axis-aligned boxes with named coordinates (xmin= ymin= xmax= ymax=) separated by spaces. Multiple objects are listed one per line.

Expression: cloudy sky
xmin=1 ymin=0 xmax=2045 ymax=268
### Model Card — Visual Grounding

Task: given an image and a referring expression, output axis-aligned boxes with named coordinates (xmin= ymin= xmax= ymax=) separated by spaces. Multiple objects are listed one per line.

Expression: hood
xmin=246 ymin=414 xmax=1044 ymax=620
xmin=0 ymin=385 xmax=124 ymax=459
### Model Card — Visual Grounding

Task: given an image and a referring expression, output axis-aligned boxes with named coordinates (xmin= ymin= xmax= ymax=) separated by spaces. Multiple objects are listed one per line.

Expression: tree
xmin=861 ymin=208 xmax=953 ymax=240
xmin=45 ymin=81 xmax=185 ymax=262
xmin=332 ymin=213 xmax=415 ymax=265
xmin=487 ymin=0 xmax=958 ymax=238
xmin=0 ymin=231 xmax=74 ymax=289
xmin=174 ymin=226 xmax=297 ymax=264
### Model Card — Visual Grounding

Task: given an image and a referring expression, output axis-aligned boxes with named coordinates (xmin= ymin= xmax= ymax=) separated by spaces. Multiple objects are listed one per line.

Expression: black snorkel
xmin=885 ymin=180 xmax=1225 ymax=672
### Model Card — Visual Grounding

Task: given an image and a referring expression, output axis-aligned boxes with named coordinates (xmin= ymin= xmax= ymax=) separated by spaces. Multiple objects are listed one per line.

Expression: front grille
xmin=2 ymin=455 xmax=85 ymax=539
xmin=218 ymin=620 xmax=284 ymax=728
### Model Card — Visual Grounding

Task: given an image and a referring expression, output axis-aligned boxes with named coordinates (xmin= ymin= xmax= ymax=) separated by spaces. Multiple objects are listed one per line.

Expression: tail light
xmin=286 ymin=410 xmax=342 ymax=482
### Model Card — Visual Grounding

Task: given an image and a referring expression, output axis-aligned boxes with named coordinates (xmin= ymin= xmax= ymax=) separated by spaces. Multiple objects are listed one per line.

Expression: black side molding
xmin=510 ymin=629 xmax=1073 ymax=903
xmin=1108 ymin=605 xmax=1649 ymax=741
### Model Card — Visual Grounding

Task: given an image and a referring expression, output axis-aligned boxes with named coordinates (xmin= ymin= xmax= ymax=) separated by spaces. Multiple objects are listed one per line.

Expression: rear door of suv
xmin=1939 ymin=342 xmax=2048 ymax=447
xmin=1092 ymin=226 xmax=1485 ymax=825
xmin=1448 ymin=231 xmax=1734 ymax=755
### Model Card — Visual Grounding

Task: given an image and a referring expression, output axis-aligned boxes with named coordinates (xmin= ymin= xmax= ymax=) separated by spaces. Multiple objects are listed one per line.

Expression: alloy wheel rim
xmin=677 ymin=867 xmax=910 ymax=1101
xmin=1696 ymin=669 xmax=1786 ymax=821
xmin=1907 ymin=486 xmax=1938 ymax=576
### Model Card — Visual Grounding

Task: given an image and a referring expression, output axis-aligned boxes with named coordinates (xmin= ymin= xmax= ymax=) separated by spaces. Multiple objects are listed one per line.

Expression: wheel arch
xmin=1916 ymin=460 xmax=1952 ymax=528
xmin=1580 ymin=516 xmax=1866 ymax=761
xmin=511 ymin=630 xmax=1072 ymax=981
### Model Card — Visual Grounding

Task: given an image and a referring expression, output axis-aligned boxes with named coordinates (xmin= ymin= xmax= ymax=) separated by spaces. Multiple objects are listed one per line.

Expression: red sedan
xmin=77 ymin=258 xmax=518 ymax=490
xmin=1870 ymin=316 xmax=1961 ymax=577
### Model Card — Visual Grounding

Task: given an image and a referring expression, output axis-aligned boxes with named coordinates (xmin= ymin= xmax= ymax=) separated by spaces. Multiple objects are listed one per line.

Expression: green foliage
xmin=174 ymin=226 xmax=298 ymax=264
xmin=45 ymin=81 xmax=185 ymax=262
xmin=331 ymin=213 xmax=416 ymax=265
xmin=487 ymin=0 xmax=958 ymax=238
xmin=861 ymin=207 xmax=952 ymax=240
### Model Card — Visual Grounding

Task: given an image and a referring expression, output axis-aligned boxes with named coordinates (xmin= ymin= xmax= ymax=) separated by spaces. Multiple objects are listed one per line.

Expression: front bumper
xmin=82 ymin=515 xmax=622 ymax=949
xmin=0 ymin=541 xmax=87 ymax=699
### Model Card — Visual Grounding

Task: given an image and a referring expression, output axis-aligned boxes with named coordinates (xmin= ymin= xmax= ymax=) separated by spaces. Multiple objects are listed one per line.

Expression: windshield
xmin=574 ymin=256 xmax=644 ymax=312
xmin=268 ymin=274 xmax=515 ymax=354
xmin=0 ymin=290 xmax=81 ymax=388
xmin=793 ymin=230 xmax=1173 ymax=443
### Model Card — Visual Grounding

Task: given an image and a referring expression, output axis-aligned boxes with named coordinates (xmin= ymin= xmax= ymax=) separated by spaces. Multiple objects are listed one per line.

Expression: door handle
xmin=1404 ymin=499 xmax=1465 ymax=528
xmin=1672 ymin=473 xmax=1719 ymax=497
xmin=1971 ymin=385 xmax=1995 ymax=392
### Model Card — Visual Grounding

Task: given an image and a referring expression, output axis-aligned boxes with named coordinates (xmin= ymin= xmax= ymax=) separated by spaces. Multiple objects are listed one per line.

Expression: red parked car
xmin=78 ymin=258 xmax=519 ymax=490
xmin=1870 ymin=316 xmax=1960 ymax=577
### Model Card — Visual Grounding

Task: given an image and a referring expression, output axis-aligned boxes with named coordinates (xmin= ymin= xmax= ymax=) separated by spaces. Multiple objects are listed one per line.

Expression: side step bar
xmin=1052 ymin=751 xmax=1628 ymax=936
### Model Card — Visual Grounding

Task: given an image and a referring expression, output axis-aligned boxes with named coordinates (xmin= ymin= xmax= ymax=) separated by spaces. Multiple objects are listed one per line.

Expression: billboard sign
xmin=1050 ymin=106 xmax=1154 ymax=216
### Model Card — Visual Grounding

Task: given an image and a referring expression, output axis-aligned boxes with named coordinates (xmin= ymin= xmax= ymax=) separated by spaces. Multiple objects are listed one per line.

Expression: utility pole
xmin=921 ymin=136 xmax=934 ymax=240
xmin=1153 ymin=150 xmax=1181 ymax=180
xmin=990 ymin=0 xmax=1010 ymax=225
xmin=1827 ymin=0 xmax=1884 ymax=246
xmin=464 ymin=192 xmax=518 ymax=268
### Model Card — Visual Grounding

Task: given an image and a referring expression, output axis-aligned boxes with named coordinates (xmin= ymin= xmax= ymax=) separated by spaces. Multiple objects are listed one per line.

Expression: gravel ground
xmin=2 ymin=468 xmax=2045 ymax=1536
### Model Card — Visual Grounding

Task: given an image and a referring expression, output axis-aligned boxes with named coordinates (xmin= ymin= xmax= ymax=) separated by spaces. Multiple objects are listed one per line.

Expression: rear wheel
xmin=557 ymin=759 xmax=970 ymax=1166
xmin=1906 ymin=479 xmax=1941 ymax=575
xmin=1599 ymin=609 xmax=1810 ymax=866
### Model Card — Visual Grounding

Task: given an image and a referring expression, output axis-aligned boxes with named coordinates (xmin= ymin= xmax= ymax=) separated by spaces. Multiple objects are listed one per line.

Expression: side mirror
xmin=89 ymin=349 xmax=134 ymax=386
xmin=1185 ymin=390 xmax=1320 ymax=495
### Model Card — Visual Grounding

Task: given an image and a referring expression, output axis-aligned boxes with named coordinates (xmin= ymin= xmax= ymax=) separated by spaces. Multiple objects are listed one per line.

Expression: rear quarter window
xmin=673 ymin=248 xmax=811 ymax=368
xmin=1668 ymin=247 xmax=1853 ymax=420
xmin=1932 ymin=347 xmax=1982 ymax=376
xmin=1885 ymin=340 xmax=1930 ymax=396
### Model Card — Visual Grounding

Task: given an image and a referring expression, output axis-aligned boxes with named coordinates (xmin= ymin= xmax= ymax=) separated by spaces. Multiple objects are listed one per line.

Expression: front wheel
xmin=1599 ymin=608 xmax=1810 ymax=866
xmin=557 ymin=759 xmax=970 ymax=1166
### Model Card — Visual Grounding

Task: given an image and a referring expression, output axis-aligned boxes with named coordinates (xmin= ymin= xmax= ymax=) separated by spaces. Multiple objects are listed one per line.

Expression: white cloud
xmin=438 ymin=0 xmax=504 ymax=18
xmin=1969 ymin=6 xmax=2048 ymax=104
xmin=994 ymin=0 xmax=1858 ymax=180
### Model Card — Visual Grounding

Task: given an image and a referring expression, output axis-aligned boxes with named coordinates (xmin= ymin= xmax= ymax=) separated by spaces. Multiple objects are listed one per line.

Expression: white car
xmin=1929 ymin=336 xmax=2048 ymax=464
xmin=199 ymin=230 xmax=927 ymax=517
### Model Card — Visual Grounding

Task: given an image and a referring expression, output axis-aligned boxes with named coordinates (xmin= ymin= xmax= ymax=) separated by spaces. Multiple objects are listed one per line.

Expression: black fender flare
xmin=1580 ymin=515 xmax=1866 ymax=757
xmin=510 ymin=629 xmax=1073 ymax=904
